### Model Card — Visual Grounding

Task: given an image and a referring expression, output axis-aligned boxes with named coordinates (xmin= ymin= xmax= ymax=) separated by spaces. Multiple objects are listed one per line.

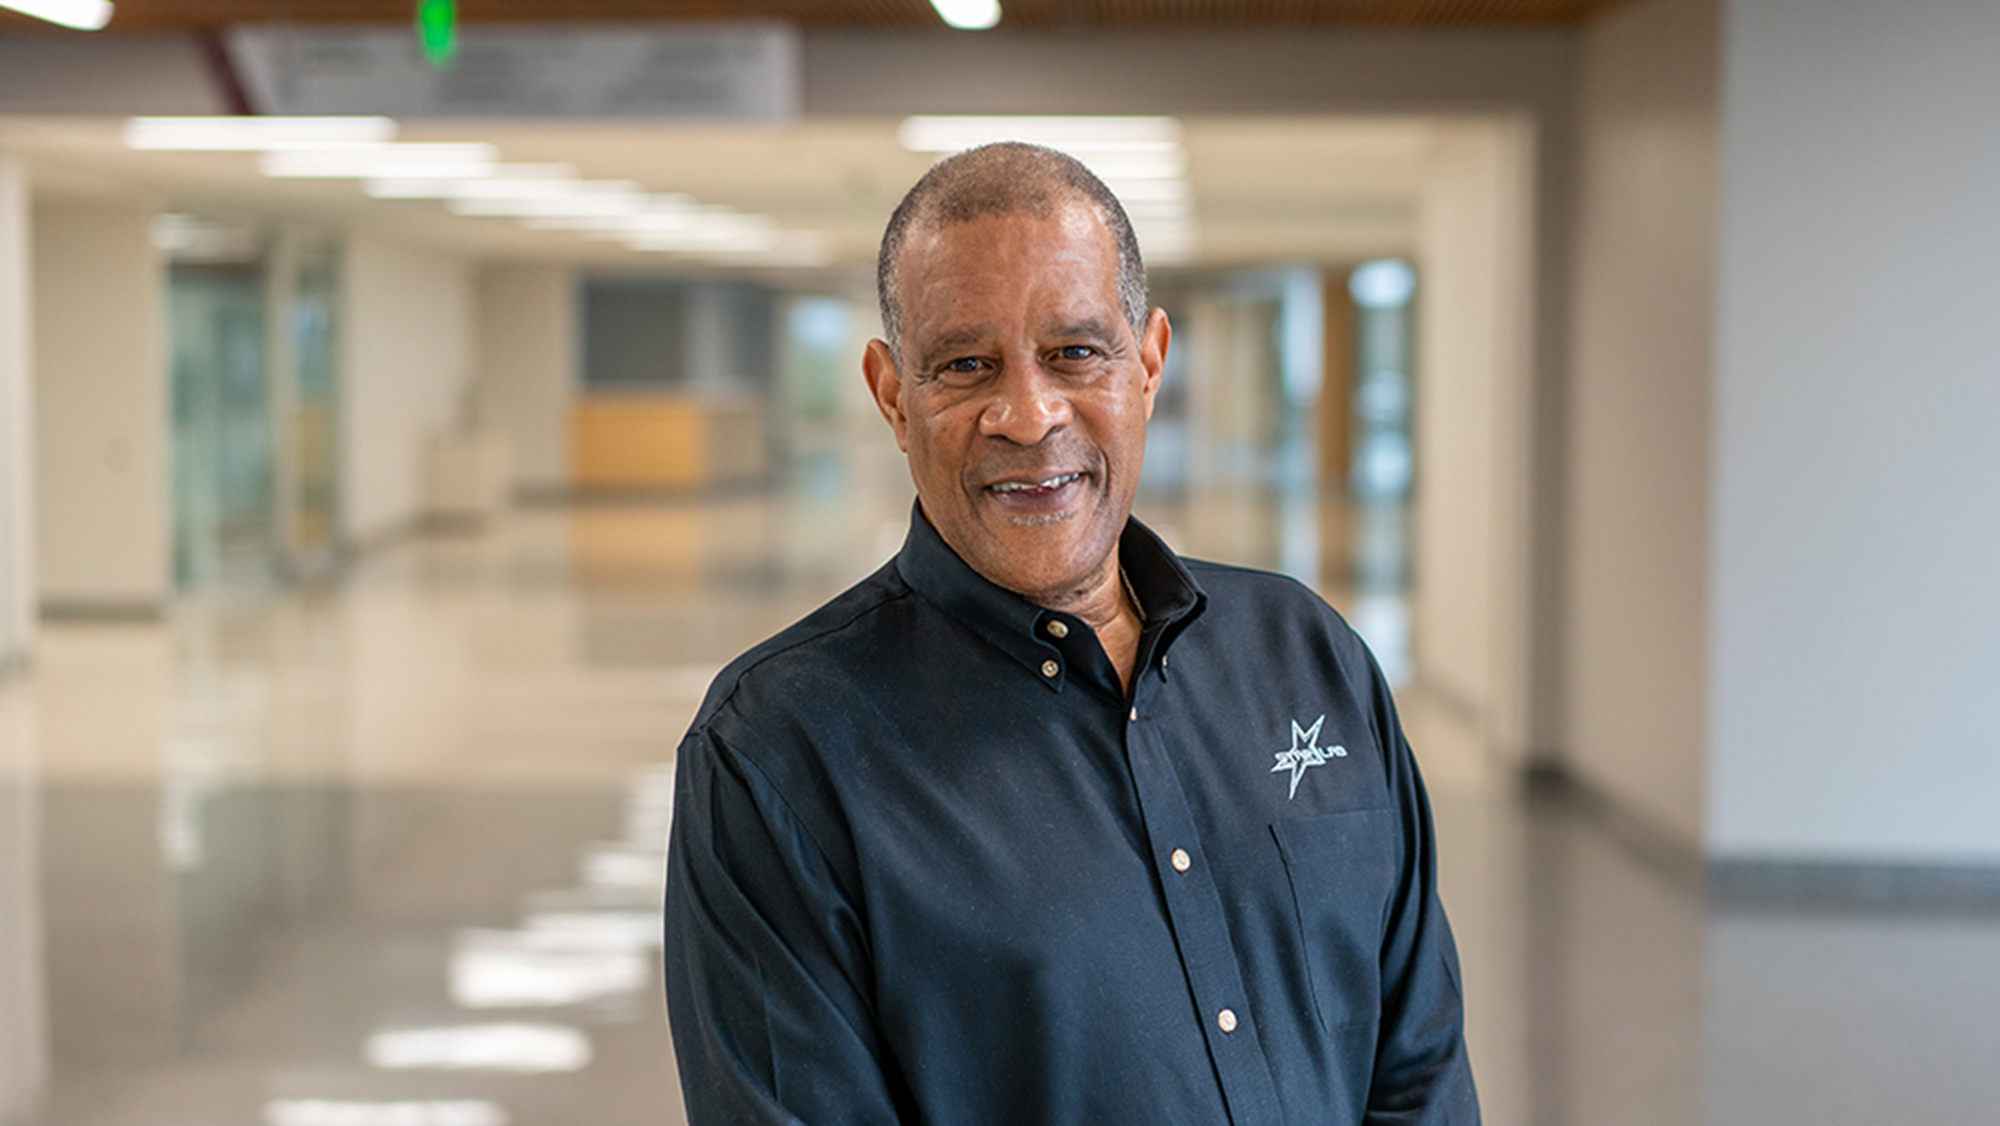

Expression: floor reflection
xmin=2 ymin=489 xmax=1998 ymax=1126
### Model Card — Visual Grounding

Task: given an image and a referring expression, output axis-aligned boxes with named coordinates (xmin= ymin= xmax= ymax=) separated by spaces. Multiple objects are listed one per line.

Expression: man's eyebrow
xmin=917 ymin=327 xmax=993 ymax=363
xmin=1049 ymin=318 xmax=1122 ymax=344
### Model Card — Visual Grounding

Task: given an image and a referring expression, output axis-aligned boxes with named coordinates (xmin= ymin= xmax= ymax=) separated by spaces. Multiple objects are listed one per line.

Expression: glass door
xmin=171 ymin=262 xmax=276 ymax=588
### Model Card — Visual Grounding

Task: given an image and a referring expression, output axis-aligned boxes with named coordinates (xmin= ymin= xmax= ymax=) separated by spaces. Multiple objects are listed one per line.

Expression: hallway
xmin=6 ymin=491 xmax=1998 ymax=1126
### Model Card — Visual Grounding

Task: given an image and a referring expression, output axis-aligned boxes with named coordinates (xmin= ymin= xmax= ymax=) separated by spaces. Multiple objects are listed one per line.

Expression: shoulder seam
xmin=699 ymin=728 xmax=863 ymax=908
xmin=699 ymin=583 xmax=920 ymax=729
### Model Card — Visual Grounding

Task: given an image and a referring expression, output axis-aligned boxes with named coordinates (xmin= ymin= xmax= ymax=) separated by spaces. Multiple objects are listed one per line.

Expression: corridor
xmin=6 ymin=485 xmax=1999 ymax=1126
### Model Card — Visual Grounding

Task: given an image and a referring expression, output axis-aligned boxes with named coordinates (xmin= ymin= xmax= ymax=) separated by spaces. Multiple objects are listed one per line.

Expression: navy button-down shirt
xmin=665 ymin=508 xmax=1477 ymax=1125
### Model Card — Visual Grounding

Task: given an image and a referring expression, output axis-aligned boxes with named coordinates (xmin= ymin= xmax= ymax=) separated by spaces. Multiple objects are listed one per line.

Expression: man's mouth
xmin=987 ymin=471 xmax=1085 ymax=497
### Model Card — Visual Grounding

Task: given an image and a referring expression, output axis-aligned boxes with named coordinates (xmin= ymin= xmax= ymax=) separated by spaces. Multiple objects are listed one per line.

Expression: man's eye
xmin=1054 ymin=345 xmax=1097 ymax=362
xmin=930 ymin=357 xmax=987 ymax=382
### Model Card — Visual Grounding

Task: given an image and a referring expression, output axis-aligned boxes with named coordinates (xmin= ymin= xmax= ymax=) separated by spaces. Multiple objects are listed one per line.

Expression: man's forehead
xmin=902 ymin=241 xmax=1123 ymax=341
xmin=902 ymin=200 xmax=1113 ymax=268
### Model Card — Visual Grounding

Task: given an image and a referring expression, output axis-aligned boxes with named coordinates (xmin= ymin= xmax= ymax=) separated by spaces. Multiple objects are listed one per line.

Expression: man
xmin=665 ymin=142 xmax=1477 ymax=1125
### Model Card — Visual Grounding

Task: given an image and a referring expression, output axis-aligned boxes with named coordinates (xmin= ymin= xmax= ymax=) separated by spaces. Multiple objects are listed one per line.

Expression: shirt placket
xmin=1123 ymin=675 xmax=1286 ymax=1126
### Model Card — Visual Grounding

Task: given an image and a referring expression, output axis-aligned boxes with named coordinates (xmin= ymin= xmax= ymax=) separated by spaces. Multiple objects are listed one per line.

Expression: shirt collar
xmin=894 ymin=501 xmax=1207 ymax=691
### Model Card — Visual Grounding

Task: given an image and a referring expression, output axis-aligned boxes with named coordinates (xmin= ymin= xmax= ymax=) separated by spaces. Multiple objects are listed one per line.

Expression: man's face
xmin=864 ymin=203 xmax=1169 ymax=601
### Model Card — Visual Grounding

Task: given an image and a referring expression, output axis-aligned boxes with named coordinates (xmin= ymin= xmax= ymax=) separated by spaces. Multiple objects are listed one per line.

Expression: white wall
xmin=32 ymin=200 xmax=169 ymax=613
xmin=473 ymin=264 xmax=573 ymax=496
xmin=1561 ymin=0 xmax=1718 ymax=846
xmin=1412 ymin=121 xmax=1538 ymax=762
xmin=1710 ymin=0 xmax=2000 ymax=862
xmin=339 ymin=237 xmax=474 ymax=543
xmin=0 ymin=153 xmax=32 ymax=666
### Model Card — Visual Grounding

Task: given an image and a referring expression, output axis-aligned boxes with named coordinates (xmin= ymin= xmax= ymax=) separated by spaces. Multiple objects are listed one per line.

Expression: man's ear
xmin=1138 ymin=308 xmax=1170 ymax=421
xmin=863 ymin=338 xmax=911 ymax=453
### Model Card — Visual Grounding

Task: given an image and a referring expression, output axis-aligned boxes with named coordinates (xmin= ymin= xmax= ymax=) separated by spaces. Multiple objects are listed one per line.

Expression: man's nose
xmin=978 ymin=362 xmax=1071 ymax=446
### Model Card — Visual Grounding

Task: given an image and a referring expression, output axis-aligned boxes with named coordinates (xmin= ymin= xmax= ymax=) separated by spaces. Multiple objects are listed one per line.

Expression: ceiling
xmin=0 ymin=0 xmax=1626 ymax=33
xmin=0 ymin=114 xmax=1444 ymax=275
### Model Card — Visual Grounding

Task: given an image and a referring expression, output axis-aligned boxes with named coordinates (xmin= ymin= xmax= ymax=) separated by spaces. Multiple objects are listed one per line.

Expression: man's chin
xmin=1001 ymin=507 xmax=1080 ymax=529
xmin=961 ymin=518 xmax=1123 ymax=600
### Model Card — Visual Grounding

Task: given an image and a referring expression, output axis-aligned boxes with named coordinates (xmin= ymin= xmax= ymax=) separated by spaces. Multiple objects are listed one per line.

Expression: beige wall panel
xmin=339 ymin=236 xmax=474 ymax=544
xmin=474 ymin=264 xmax=574 ymax=496
xmin=31 ymin=200 xmax=169 ymax=613
xmin=1561 ymin=0 xmax=1718 ymax=847
xmin=1411 ymin=121 xmax=1537 ymax=762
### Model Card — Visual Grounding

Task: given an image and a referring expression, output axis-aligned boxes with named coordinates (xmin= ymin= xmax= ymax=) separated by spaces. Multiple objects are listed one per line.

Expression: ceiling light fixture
xmin=625 ymin=230 xmax=837 ymax=269
xmin=260 ymin=143 xmax=499 ymax=179
xmin=125 ymin=116 xmax=397 ymax=151
xmin=928 ymin=0 xmax=999 ymax=30
xmin=1 ymin=0 xmax=113 ymax=30
xmin=898 ymin=115 xmax=1196 ymax=266
xmin=451 ymin=194 xmax=649 ymax=220
xmin=364 ymin=165 xmax=578 ymax=198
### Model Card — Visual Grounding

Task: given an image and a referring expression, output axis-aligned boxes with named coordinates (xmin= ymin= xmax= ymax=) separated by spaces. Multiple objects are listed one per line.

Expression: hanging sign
xmin=415 ymin=0 xmax=458 ymax=67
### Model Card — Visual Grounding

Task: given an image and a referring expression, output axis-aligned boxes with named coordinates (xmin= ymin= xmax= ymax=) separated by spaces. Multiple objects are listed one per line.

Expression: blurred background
xmin=3 ymin=1 xmax=1999 ymax=1124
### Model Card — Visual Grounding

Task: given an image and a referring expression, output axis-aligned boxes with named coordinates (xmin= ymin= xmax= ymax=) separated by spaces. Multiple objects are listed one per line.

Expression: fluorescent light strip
xmin=701 ymin=234 xmax=838 ymax=267
xmin=450 ymin=176 xmax=622 ymax=201
xmin=1103 ymin=180 xmax=1190 ymax=204
xmin=2 ymin=0 xmax=112 ymax=30
xmin=261 ymin=144 xmax=499 ymax=179
xmin=627 ymin=234 xmax=837 ymax=269
xmin=519 ymin=200 xmax=704 ymax=231
xmin=625 ymin=233 xmax=783 ymax=253
xmin=929 ymin=0 xmax=999 ymax=30
xmin=1079 ymin=157 xmax=1188 ymax=181
xmin=125 ymin=116 xmax=396 ymax=151
xmin=365 ymin=165 xmax=578 ymax=198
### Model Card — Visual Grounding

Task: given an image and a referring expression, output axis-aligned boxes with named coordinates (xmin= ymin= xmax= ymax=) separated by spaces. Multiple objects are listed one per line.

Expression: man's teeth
xmin=991 ymin=472 xmax=1082 ymax=494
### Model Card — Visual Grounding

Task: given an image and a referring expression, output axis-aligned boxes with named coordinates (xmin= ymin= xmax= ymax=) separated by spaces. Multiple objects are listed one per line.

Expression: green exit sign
xmin=416 ymin=0 xmax=457 ymax=67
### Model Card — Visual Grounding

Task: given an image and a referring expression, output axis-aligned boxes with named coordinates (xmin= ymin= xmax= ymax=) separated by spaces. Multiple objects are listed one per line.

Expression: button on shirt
xmin=664 ymin=509 xmax=1477 ymax=1125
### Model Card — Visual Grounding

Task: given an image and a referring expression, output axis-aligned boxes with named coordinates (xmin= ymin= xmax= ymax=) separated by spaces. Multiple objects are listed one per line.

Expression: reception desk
xmin=569 ymin=394 xmax=767 ymax=492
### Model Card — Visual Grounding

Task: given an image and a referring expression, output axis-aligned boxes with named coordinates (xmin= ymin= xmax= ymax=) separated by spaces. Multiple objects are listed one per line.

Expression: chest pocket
xmin=1271 ymin=807 xmax=1398 ymax=1033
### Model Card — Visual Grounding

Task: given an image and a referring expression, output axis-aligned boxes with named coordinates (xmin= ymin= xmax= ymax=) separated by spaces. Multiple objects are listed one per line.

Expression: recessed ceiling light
xmin=929 ymin=0 xmax=999 ymax=30
xmin=3 ymin=0 xmax=113 ymax=31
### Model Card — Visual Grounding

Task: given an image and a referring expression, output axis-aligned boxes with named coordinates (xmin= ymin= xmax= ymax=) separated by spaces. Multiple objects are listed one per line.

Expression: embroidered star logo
xmin=1271 ymin=714 xmax=1346 ymax=799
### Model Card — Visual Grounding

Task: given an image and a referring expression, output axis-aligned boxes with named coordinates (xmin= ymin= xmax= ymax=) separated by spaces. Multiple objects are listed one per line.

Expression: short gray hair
xmin=876 ymin=142 xmax=1148 ymax=365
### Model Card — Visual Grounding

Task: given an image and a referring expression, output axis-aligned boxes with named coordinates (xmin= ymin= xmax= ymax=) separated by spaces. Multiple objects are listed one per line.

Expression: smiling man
xmin=664 ymin=143 xmax=1477 ymax=1125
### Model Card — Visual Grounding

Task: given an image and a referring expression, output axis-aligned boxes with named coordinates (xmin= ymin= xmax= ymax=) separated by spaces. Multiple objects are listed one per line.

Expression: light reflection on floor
xmin=2 ymin=485 xmax=1999 ymax=1126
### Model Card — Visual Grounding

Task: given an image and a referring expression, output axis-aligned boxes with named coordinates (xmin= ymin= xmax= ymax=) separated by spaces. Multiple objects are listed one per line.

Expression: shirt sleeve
xmin=1363 ymin=653 xmax=1482 ymax=1124
xmin=664 ymin=726 xmax=909 ymax=1126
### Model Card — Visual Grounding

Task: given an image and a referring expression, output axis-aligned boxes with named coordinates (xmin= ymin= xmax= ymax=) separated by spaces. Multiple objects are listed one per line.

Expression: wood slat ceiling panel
xmin=1 ymin=0 xmax=1625 ymax=31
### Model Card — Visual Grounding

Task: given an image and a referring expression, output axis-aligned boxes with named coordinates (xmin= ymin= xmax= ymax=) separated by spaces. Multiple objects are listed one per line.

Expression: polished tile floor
xmin=3 ymin=478 xmax=1999 ymax=1126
